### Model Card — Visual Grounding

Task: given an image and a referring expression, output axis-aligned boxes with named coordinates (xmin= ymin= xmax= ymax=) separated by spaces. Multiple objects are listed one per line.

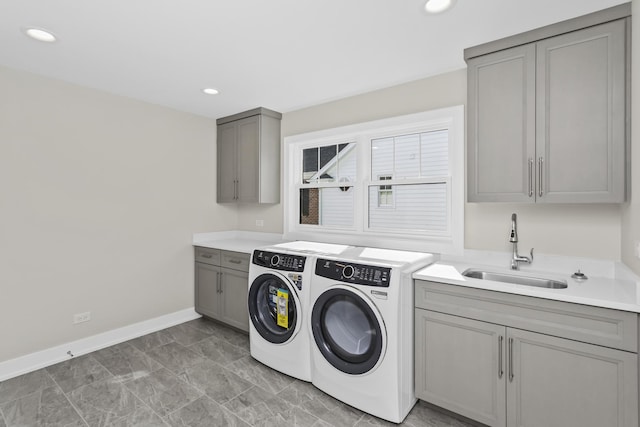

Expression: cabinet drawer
xmin=221 ymin=250 xmax=250 ymax=272
xmin=194 ymin=247 xmax=221 ymax=265
xmin=415 ymin=280 xmax=638 ymax=352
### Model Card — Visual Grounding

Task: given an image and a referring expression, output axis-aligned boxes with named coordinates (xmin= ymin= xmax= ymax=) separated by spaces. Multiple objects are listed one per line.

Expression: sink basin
xmin=462 ymin=269 xmax=568 ymax=289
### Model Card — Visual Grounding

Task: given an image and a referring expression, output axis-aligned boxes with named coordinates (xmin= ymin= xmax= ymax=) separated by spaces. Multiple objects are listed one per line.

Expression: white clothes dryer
xmin=309 ymin=247 xmax=436 ymax=423
xmin=248 ymin=241 xmax=350 ymax=382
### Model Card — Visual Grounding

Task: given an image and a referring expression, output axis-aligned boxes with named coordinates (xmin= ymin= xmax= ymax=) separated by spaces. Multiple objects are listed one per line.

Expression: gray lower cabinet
xmin=415 ymin=310 xmax=506 ymax=426
xmin=415 ymin=280 xmax=639 ymax=427
xmin=466 ymin=8 xmax=628 ymax=203
xmin=194 ymin=247 xmax=249 ymax=332
xmin=217 ymin=107 xmax=282 ymax=204
xmin=195 ymin=262 xmax=222 ymax=320
xmin=217 ymin=267 xmax=250 ymax=331
xmin=508 ymin=328 xmax=637 ymax=427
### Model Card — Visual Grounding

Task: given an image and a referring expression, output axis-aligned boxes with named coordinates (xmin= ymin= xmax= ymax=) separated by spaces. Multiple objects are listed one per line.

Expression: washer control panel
xmin=315 ymin=258 xmax=391 ymax=287
xmin=252 ymin=250 xmax=306 ymax=272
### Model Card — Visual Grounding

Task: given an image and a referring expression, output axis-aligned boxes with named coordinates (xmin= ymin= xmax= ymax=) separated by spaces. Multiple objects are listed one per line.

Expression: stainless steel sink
xmin=462 ymin=269 xmax=568 ymax=289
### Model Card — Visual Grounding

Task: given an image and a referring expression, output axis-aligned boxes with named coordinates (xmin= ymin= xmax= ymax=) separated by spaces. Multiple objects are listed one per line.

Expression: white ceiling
xmin=0 ymin=0 xmax=629 ymax=119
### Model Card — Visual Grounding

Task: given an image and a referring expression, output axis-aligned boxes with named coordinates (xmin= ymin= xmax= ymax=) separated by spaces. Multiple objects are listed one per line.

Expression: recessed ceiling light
xmin=202 ymin=88 xmax=219 ymax=95
xmin=424 ymin=0 xmax=457 ymax=14
xmin=24 ymin=28 xmax=57 ymax=43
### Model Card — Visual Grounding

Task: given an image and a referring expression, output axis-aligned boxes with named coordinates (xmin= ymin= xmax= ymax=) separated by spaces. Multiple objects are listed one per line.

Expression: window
xmin=284 ymin=106 xmax=464 ymax=254
xmin=377 ymin=175 xmax=393 ymax=207
xmin=298 ymin=142 xmax=356 ymax=227
xmin=368 ymin=130 xmax=449 ymax=232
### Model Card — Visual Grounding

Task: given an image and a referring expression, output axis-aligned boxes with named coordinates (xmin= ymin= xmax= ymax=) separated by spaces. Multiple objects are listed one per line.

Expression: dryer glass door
xmin=249 ymin=273 xmax=299 ymax=344
xmin=311 ymin=287 xmax=385 ymax=374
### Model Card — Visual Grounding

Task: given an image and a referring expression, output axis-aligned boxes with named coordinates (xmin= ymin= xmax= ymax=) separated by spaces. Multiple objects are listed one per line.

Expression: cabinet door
xmin=415 ymin=309 xmax=507 ymax=427
xmin=235 ymin=115 xmax=260 ymax=203
xmin=536 ymin=20 xmax=626 ymax=203
xmin=467 ymin=44 xmax=536 ymax=203
xmin=507 ymin=328 xmax=638 ymax=427
xmin=217 ymin=122 xmax=237 ymax=203
xmin=195 ymin=262 xmax=221 ymax=320
xmin=219 ymin=267 xmax=249 ymax=332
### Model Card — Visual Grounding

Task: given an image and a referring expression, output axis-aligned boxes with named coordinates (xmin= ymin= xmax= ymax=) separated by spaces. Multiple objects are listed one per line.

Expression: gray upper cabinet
xmin=216 ymin=107 xmax=282 ymax=204
xmin=217 ymin=122 xmax=238 ymax=203
xmin=536 ymin=21 xmax=626 ymax=203
xmin=466 ymin=5 xmax=629 ymax=203
xmin=467 ymin=45 xmax=536 ymax=202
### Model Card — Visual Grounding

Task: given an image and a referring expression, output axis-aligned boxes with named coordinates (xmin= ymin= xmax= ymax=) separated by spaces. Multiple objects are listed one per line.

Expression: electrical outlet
xmin=73 ymin=312 xmax=91 ymax=324
xmin=255 ymin=219 xmax=264 ymax=227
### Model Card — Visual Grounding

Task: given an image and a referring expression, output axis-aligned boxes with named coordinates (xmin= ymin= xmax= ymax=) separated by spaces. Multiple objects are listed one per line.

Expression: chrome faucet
xmin=510 ymin=213 xmax=533 ymax=270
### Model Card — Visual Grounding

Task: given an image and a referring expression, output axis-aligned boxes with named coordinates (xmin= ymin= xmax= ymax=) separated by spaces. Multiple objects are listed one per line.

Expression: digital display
xmin=315 ymin=258 xmax=391 ymax=287
xmin=252 ymin=250 xmax=306 ymax=273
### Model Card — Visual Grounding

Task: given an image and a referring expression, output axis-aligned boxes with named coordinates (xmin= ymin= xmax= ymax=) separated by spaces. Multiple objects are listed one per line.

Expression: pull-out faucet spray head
xmin=510 ymin=213 xmax=518 ymax=243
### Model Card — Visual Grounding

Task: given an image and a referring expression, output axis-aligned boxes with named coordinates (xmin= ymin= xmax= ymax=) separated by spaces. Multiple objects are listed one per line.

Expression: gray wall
xmin=238 ymin=68 xmax=623 ymax=261
xmin=0 ymin=66 xmax=237 ymax=363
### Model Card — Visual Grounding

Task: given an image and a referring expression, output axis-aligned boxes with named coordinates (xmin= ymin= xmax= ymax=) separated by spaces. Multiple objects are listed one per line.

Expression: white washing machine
xmin=309 ymin=247 xmax=437 ymax=423
xmin=248 ymin=241 xmax=349 ymax=381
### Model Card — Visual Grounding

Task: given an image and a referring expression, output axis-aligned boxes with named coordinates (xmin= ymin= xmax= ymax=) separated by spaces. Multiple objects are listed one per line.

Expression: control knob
xmin=270 ymin=254 xmax=280 ymax=267
xmin=342 ymin=265 xmax=355 ymax=279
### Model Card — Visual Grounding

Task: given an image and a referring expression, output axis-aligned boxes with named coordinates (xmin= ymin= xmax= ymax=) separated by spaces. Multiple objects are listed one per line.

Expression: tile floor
xmin=0 ymin=318 xmax=481 ymax=427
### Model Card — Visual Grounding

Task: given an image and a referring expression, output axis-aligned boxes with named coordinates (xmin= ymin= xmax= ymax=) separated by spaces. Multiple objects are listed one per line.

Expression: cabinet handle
xmin=200 ymin=253 xmax=213 ymax=259
xmin=498 ymin=335 xmax=504 ymax=379
xmin=216 ymin=272 xmax=221 ymax=293
xmin=218 ymin=271 xmax=223 ymax=294
xmin=538 ymin=157 xmax=544 ymax=197
xmin=228 ymin=259 xmax=242 ymax=264
xmin=234 ymin=180 xmax=238 ymax=200
xmin=528 ymin=158 xmax=533 ymax=197
xmin=508 ymin=337 xmax=514 ymax=382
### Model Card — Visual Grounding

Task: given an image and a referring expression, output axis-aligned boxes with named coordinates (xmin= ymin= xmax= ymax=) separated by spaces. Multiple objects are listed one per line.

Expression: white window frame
xmin=283 ymin=106 xmax=464 ymax=255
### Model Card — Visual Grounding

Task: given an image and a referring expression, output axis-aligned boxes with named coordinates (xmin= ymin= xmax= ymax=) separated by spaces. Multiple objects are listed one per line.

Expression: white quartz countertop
xmin=193 ymin=231 xmax=286 ymax=254
xmin=413 ymin=260 xmax=640 ymax=313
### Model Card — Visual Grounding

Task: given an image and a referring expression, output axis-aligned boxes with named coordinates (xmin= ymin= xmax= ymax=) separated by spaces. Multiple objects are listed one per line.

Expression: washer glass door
xmin=311 ymin=286 xmax=385 ymax=374
xmin=249 ymin=273 xmax=299 ymax=344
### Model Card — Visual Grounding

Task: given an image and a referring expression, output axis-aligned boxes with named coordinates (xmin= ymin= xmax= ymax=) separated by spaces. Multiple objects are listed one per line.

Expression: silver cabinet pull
xmin=228 ymin=259 xmax=242 ymax=264
xmin=498 ymin=335 xmax=504 ymax=379
xmin=528 ymin=158 xmax=533 ymax=197
xmin=234 ymin=180 xmax=238 ymax=200
xmin=538 ymin=157 xmax=544 ymax=197
xmin=218 ymin=271 xmax=223 ymax=294
xmin=508 ymin=337 xmax=514 ymax=382
xmin=200 ymin=253 xmax=213 ymax=259
xmin=216 ymin=272 xmax=222 ymax=293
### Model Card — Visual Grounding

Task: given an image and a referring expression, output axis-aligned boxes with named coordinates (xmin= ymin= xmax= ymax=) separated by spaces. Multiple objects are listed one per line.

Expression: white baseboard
xmin=0 ymin=307 xmax=201 ymax=382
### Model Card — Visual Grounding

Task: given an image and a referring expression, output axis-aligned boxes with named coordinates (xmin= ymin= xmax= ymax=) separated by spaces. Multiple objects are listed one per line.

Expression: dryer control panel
xmin=315 ymin=258 xmax=391 ymax=287
xmin=252 ymin=250 xmax=306 ymax=272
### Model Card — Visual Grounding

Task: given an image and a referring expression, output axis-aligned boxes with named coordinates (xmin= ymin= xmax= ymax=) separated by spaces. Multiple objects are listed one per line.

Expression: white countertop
xmin=413 ymin=260 xmax=640 ymax=313
xmin=194 ymin=234 xmax=640 ymax=313
xmin=193 ymin=231 xmax=286 ymax=254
